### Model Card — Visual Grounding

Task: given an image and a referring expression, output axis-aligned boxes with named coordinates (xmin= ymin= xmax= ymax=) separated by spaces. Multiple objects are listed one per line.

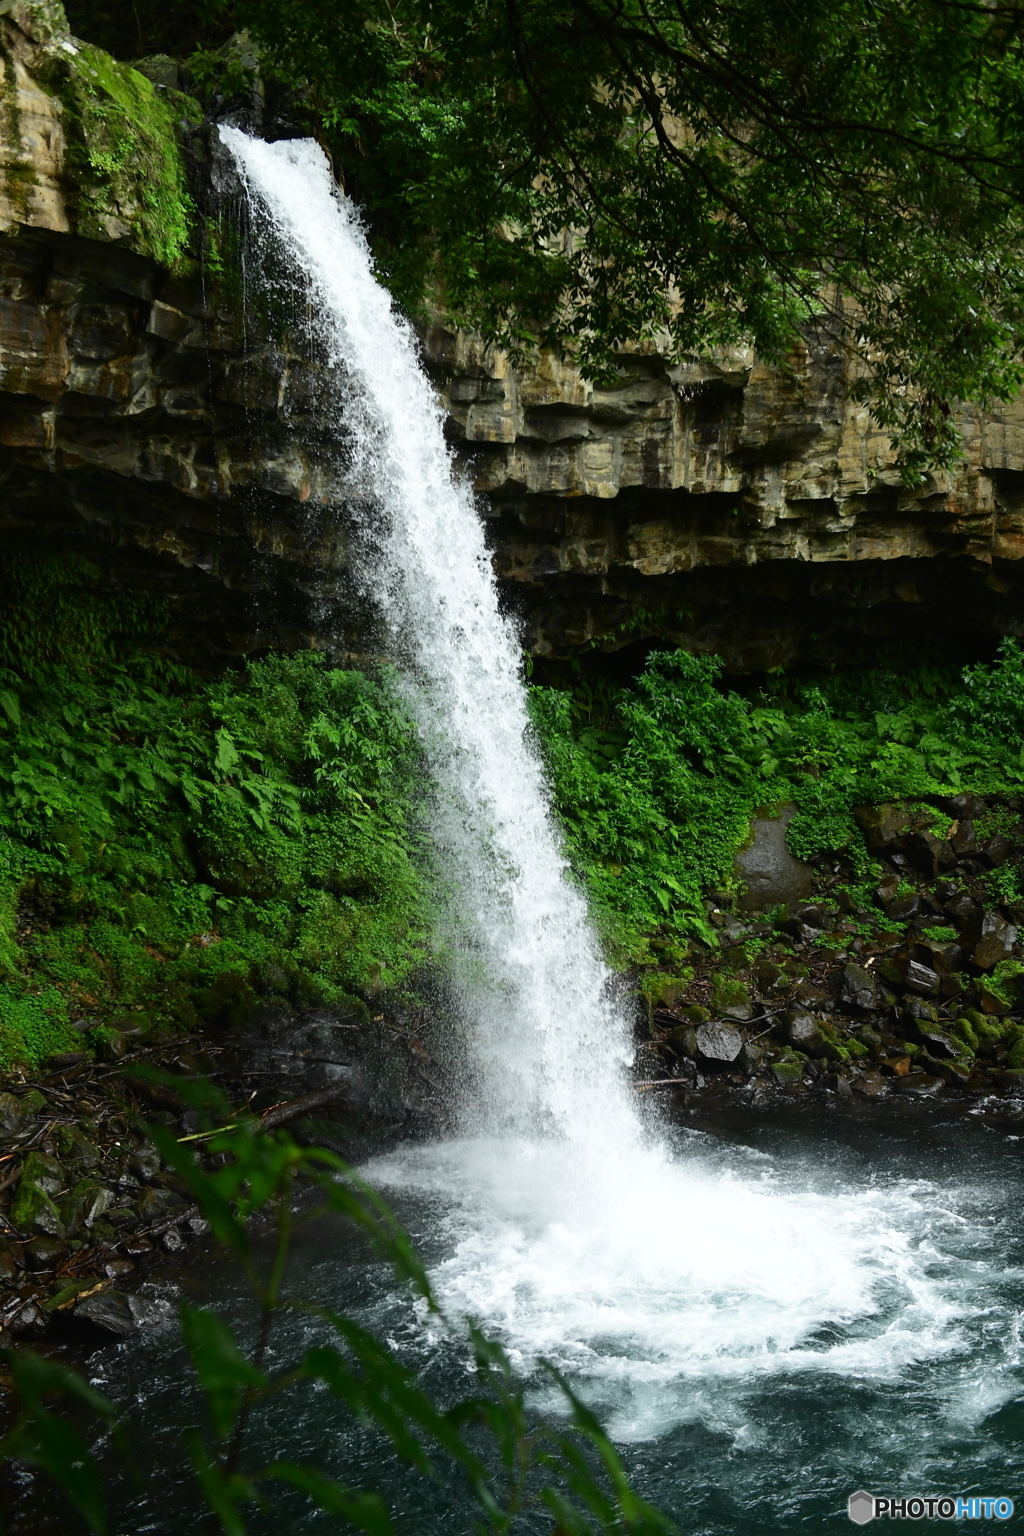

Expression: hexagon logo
xmin=848 ymin=1490 xmax=875 ymax=1525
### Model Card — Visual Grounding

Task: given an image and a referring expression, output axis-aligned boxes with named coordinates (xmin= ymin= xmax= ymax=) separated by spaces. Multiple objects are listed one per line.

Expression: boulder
xmin=852 ymin=1069 xmax=888 ymax=1097
xmin=735 ymin=804 xmax=814 ymax=912
xmin=904 ymin=960 xmax=941 ymax=996
xmin=711 ymin=977 xmax=753 ymax=1022
xmin=24 ymin=1236 xmax=67 ymax=1270
xmin=75 ymin=1290 xmax=137 ymax=1336
xmin=854 ymin=804 xmax=916 ymax=851
xmin=9 ymin=1151 xmax=66 ymax=1238
xmin=840 ymin=963 xmax=881 ymax=1012
xmin=894 ymin=1072 xmax=944 ymax=1096
xmin=971 ymin=912 xmax=1017 ymax=970
xmin=695 ymin=1022 xmax=744 ymax=1063
xmin=783 ymin=1010 xmax=823 ymax=1054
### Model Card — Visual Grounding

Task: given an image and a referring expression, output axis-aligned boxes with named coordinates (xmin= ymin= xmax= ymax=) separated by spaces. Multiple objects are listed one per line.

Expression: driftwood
xmin=257 ymin=1084 xmax=349 ymax=1131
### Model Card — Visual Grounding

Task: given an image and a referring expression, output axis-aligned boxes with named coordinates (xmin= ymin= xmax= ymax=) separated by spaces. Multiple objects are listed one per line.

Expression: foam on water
xmin=219 ymin=126 xmax=1020 ymax=1450
xmin=362 ymin=1135 xmax=1008 ymax=1440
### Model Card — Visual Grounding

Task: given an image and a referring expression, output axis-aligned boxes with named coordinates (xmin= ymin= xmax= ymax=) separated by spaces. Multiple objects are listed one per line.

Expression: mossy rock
xmin=56 ymin=43 xmax=201 ymax=265
xmin=10 ymin=1151 xmax=66 ymax=1238
xmin=771 ymin=1060 xmax=804 ymax=1083
xmin=711 ymin=976 xmax=752 ymax=1021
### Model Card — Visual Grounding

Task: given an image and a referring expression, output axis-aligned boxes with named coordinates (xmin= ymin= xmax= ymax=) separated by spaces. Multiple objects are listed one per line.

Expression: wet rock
xmin=127 ymin=1285 xmax=177 ymax=1328
xmin=7 ymin=1302 xmax=45 ymax=1336
xmin=97 ymin=1030 xmax=130 ymax=1062
xmin=949 ymin=821 xmax=978 ymax=857
xmin=944 ymin=889 xmax=980 ymax=934
xmin=753 ymin=956 xmax=786 ymax=992
xmin=894 ymin=1072 xmax=944 ymax=1096
xmin=854 ymin=804 xmax=916 ymax=852
xmin=782 ymin=901 xmax=828 ymax=940
xmin=75 ymin=1289 xmax=137 ymax=1336
xmin=794 ymin=980 xmax=830 ymax=1010
xmin=914 ymin=1024 xmax=961 ymax=1058
xmin=904 ymin=960 xmax=941 ymax=996
xmin=738 ymin=1041 xmax=764 ymax=1073
xmin=53 ymin=1125 xmax=101 ymax=1170
xmin=971 ymin=912 xmax=1017 ymax=969
xmin=840 ymin=963 xmax=881 ymax=1012
xmin=906 ymin=830 xmax=956 ymax=879
xmin=24 ymin=1236 xmax=67 ymax=1270
xmin=885 ymin=893 xmax=923 ymax=924
xmin=695 ymin=1022 xmax=744 ymax=1064
xmin=0 ymin=1092 xmax=40 ymax=1142
xmin=137 ymin=1186 xmax=185 ymax=1224
xmin=710 ymin=977 xmax=753 ymax=1022
xmin=852 ymin=1069 xmax=888 ymax=1097
xmin=735 ymin=804 xmax=814 ymax=912
xmin=920 ymin=1055 xmax=971 ymax=1084
xmin=161 ymin=1226 xmax=185 ymax=1253
xmin=72 ymin=1179 xmax=114 ymax=1230
xmin=783 ymin=1010 xmax=823 ymax=1054
xmin=661 ymin=1024 xmax=699 ymax=1059
xmin=917 ymin=939 xmax=963 ymax=974
xmin=981 ymin=833 xmax=1012 ymax=867
xmin=10 ymin=1151 xmax=66 ymax=1238
xmin=937 ymin=792 xmax=988 ymax=821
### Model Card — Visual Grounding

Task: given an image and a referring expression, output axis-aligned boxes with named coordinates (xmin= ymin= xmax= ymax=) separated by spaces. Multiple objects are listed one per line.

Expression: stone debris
xmin=639 ymin=793 xmax=1024 ymax=1113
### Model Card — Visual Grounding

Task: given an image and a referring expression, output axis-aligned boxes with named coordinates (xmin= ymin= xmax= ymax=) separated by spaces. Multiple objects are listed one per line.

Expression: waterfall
xmin=217 ymin=131 xmax=1004 ymax=1445
xmin=220 ymin=127 xmax=639 ymax=1150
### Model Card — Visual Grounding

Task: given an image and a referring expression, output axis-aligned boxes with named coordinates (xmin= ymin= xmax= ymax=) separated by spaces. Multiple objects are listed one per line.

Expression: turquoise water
xmin=7 ymin=1098 xmax=1023 ymax=1534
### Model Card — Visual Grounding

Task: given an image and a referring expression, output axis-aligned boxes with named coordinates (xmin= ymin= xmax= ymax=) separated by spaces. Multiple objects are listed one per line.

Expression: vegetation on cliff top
xmin=206 ymin=0 xmax=1024 ymax=477
xmin=55 ymin=41 xmax=200 ymax=266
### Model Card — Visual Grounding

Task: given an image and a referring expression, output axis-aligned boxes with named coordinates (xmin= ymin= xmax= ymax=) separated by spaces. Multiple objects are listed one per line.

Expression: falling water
xmin=217 ymin=128 xmax=1022 ymax=1462
xmin=221 ymin=126 xmax=637 ymax=1151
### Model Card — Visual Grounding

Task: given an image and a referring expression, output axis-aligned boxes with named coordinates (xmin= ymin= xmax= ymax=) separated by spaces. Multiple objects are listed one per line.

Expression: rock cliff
xmin=4 ymin=0 xmax=1024 ymax=670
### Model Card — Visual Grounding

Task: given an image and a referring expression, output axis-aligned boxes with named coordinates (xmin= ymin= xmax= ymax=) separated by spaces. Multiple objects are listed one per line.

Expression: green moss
xmin=55 ymin=42 xmax=200 ymax=265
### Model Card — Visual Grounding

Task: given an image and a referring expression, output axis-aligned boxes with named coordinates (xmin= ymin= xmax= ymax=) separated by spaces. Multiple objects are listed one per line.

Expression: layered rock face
xmin=431 ymin=328 xmax=1024 ymax=668
xmin=4 ymin=0 xmax=1024 ymax=670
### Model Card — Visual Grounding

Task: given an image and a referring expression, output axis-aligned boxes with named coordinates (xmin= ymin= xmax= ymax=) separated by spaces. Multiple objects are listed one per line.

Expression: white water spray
xmin=221 ymin=129 xmax=1018 ymax=1439
xmin=221 ymin=126 xmax=637 ymax=1151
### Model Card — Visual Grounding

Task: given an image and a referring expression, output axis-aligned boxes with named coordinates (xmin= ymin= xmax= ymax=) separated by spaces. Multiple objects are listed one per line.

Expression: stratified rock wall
xmin=426 ymin=326 xmax=1024 ymax=667
xmin=3 ymin=0 xmax=1024 ymax=671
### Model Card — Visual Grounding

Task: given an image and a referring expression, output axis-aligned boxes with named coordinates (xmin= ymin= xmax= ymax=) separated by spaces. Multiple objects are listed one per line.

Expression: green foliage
xmin=54 ymin=41 xmax=200 ymax=265
xmin=530 ymin=642 xmax=1024 ymax=961
xmin=0 ymin=555 xmax=431 ymax=1066
xmin=216 ymin=0 xmax=1024 ymax=473
xmin=2 ymin=1093 xmax=673 ymax=1536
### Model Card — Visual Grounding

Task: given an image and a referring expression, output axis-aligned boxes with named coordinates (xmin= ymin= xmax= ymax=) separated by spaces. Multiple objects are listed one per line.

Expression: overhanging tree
xmin=223 ymin=0 xmax=1024 ymax=473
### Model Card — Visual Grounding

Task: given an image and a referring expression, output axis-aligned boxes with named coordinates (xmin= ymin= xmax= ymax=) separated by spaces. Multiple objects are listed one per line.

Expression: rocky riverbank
xmin=0 ymin=1005 xmax=440 ymax=1353
xmin=639 ymin=792 xmax=1024 ymax=1107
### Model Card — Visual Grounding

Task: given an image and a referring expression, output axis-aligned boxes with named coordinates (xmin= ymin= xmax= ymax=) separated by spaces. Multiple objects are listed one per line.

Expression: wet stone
xmin=696 ymin=1022 xmax=744 ymax=1064
xmin=905 ymin=960 xmax=941 ymax=996
xmin=783 ymin=1010 xmax=822 ymax=1054
xmin=734 ymin=804 xmax=814 ymax=912
xmin=25 ymin=1236 xmax=67 ymax=1270
xmin=895 ymin=1072 xmax=945 ymax=1097
xmin=75 ymin=1289 xmax=137 ymax=1336
xmin=840 ymin=963 xmax=881 ymax=1012
xmin=972 ymin=912 xmax=1017 ymax=970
